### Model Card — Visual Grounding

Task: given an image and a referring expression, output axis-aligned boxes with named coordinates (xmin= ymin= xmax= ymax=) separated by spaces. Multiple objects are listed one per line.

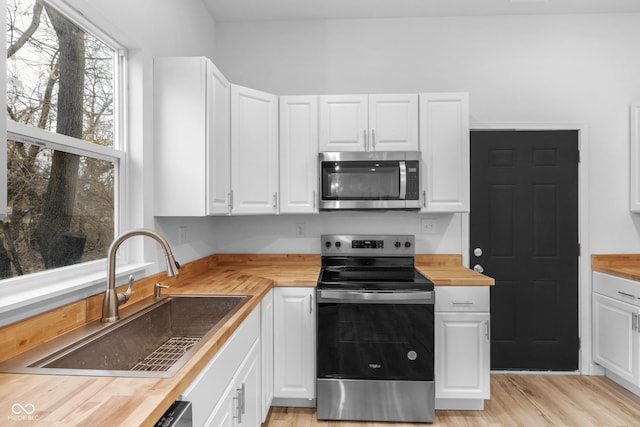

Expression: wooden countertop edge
xmin=592 ymin=254 xmax=640 ymax=281
xmin=0 ymin=254 xmax=493 ymax=425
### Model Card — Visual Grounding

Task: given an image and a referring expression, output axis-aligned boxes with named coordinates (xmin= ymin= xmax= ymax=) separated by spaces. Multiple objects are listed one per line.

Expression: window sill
xmin=0 ymin=260 xmax=151 ymax=327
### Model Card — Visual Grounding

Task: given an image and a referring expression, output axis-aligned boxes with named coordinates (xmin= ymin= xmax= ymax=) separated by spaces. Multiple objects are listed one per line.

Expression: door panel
xmin=470 ymin=130 xmax=579 ymax=370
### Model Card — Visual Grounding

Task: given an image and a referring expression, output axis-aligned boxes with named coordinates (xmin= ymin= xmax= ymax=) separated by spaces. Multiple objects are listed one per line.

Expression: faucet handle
xmin=117 ymin=275 xmax=134 ymax=305
xmin=155 ymin=283 xmax=170 ymax=298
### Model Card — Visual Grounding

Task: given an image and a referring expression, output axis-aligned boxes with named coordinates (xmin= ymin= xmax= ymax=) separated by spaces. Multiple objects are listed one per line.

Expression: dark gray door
xmin=470 ymin=130 xmax=579 ymax=370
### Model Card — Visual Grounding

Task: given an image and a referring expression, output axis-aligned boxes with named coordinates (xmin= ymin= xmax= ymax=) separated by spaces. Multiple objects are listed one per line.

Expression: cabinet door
xmin=419 ymin=93 xmax=470 ymax=212
xmin=260 ymin=290 xmax=274 ymax=422
xmin=154 ymin=57 xmax=208 ymax=216
xmin=236 ymin=339 xmax=261 ymax=426
xmin=593 ymin=293 xmax=640 ymax=384
xmin=630 ymin=104 xmax=640 ymax=212
xmin=208 ymin=61 xmax=231 ymax=215
xmin=204 ymin=380 xmax=236 ymax=427
xmin=273 ymin=287 xmax=316 ymax=400
xmin=369 ymin=94 xmax=419 ymax=151
xmin=231 ymin=85 xmax=279 ymax=214
xmin=279 ymin=96 xmax=319 ymax=213
xmin=319 ymin=95 xmax=368 ymax=152
xmin=204 ymin=339 xmax=260 ymax=427
xmin=435 ymin=312 xmax=490 ymax=399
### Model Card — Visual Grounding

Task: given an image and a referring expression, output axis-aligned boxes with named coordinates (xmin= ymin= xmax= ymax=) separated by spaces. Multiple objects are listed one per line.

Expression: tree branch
xmin=7 ymin=0 xmax=45 ymax=58
xmin=38 ymin=55 xmax=59 ymax=130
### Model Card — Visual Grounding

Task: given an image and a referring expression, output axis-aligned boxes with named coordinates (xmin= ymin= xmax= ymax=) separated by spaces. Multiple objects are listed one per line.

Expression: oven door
xmin=316 ymin=289 xmax=434 ymax=381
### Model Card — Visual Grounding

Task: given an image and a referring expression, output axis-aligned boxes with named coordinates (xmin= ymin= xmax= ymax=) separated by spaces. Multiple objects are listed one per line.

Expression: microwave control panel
xmin=406 ymin=160 xmax=420 ymax=200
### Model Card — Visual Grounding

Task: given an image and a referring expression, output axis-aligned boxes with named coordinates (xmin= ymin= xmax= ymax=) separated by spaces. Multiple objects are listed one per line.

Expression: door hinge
xmin=577 ymin=243 xmax=581 ymax=257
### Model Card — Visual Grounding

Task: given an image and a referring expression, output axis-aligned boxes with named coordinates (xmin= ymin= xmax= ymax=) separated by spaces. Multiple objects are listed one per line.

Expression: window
xmin=4 ymin=0 xmax=125 ymax=280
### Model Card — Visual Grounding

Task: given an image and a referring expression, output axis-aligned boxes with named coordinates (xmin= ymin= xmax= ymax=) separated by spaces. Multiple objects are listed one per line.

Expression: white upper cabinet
xmin=230 ymin=85 xmax=279 ymax=215
xmin=153 ymin=57 xmax=230 ymax=216
xmin=368 ymin=94 xmax=419 ymax=151
xmin=208 ymin=63 xmax=232 ymax=215
xmin=319 ymin=95 xmax=368 ymax=151
xmin=630 ymin=104 xmax=640 ymax=212
xmin=419 ymin=92 xmax=470 ymax=213
xmin=279 ymin=96 xmax=319 ymax=214
xmin=319 ymin=94 xmax=418 ymax=152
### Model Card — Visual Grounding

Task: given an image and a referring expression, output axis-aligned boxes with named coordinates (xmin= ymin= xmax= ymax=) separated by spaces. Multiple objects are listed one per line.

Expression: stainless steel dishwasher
xmin=154 ymin=401 xmax=192 ymax=427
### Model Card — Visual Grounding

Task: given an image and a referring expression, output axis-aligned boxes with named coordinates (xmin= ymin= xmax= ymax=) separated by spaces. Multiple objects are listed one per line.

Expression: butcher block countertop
xmin=0 ymin=253 xmax=493 ymax=426
xmin=592 ymin=254 xmax=640 ymax=281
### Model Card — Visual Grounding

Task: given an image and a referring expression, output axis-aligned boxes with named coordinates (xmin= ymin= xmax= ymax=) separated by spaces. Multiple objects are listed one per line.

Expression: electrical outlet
xmin=178 ymin=226 xmax=188 ymax=245
xmin=421 ymin=219 xmax=437 ymax=234
xmin=295 ymin=222 xmax=305 ymax=237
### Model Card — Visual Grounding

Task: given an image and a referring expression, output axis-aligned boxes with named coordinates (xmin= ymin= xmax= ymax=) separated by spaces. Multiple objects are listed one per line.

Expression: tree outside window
xmin=4 ymin=0 xmax=120 ymax=278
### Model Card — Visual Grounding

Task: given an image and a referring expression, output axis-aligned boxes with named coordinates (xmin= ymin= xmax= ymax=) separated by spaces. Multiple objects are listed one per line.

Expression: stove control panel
xmin=352 ymin=239 xmax=384 ymax=249
xmin=321 ymin=234 xmax=415 ymax=257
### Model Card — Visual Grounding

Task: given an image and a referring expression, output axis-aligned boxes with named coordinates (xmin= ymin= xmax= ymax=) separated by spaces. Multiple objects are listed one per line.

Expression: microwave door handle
xmin=399 ymin=161 xmax=407 ymax=199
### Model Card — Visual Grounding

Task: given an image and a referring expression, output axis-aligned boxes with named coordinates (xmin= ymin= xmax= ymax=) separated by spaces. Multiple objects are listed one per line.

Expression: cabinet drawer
xmin=593 ymin=272 xmax=640 ymax=307
xmin=435 ymin=286 xmax=489 ymax=312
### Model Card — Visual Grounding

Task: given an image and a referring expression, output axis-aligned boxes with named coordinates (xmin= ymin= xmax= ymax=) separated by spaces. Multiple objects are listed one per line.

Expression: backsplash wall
xmin=156 ymin=212 xmax=466 ymax=266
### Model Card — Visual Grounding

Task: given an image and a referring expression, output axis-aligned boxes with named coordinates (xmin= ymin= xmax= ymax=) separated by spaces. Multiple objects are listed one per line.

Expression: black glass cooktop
xmin=318 ymin=261 xmax=434 ymax=291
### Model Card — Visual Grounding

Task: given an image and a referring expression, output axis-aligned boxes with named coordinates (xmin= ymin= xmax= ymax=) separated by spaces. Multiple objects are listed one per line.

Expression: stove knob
xmin=405 ymin=241 xmax=412 ymax=248
xmin=395 ymin=241 xmax=401 ymax=248
xmin=335 ymin=241 xmax=342 ymax=248
xmin=325 ymin=241 xmax=331 ymax=248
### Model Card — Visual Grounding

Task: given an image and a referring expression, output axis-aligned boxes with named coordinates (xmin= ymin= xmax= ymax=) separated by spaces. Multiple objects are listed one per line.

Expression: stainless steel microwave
xmin=319 ymin=151 xmax=421 ymax=210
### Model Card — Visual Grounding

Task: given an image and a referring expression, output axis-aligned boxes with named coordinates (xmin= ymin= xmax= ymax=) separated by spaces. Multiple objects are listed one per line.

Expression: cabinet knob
xmin=473 ymin=264 xmax=484 ymax=274
xmin=473 ymin=247 xmax=483 ymax=257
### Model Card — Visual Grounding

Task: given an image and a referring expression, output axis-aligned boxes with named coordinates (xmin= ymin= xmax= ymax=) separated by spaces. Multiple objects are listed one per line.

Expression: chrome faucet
xmin=101 ymin=229 xmax=179 ymax=323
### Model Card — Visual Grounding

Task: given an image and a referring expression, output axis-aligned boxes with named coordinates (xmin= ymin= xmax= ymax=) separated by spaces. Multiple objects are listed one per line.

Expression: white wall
xmin=213 ymin=212 xmax=462 ymax=254
xmin=214 ymin=13 xmax=640 ymax=255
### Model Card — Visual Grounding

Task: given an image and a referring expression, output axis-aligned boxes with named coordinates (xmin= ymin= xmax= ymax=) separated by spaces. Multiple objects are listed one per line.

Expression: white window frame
xmin=0 ymin=0 xmax=146 ymax=327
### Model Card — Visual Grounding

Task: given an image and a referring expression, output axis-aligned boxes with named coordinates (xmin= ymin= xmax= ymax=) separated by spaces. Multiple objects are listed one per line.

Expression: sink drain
xmin=131 ymin=336 xmax=201 ymax=372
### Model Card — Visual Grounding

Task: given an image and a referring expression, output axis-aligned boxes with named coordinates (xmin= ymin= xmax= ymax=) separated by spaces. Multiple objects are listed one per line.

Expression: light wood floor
xmin=264 ymin=374 xmax=640 ymax=426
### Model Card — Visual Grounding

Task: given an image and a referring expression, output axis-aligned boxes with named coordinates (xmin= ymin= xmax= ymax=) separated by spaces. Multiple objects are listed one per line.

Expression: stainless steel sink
xmin=0 ymin=295 xmax=250 ymax=378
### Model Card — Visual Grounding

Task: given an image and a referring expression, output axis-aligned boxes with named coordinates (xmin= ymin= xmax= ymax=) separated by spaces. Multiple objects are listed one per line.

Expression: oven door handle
xmin=318 ymin=290 xmax=434 ymax=304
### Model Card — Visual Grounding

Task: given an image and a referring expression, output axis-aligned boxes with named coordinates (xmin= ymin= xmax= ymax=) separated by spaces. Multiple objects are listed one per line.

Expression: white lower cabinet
xmin=260 ymin=289 xmax=274 ymax=422
xmin=205 ymin=339 xmax=261 ymax=427
xmin=273 ymin=287 xmax=316 ymax=405
xmin=592 ymin=272 xmax=640 ymax=394
xmin=435 ymin=286 xmax=490 ymax=410
xmin=180 ymin=306 xmax=261 ymax=427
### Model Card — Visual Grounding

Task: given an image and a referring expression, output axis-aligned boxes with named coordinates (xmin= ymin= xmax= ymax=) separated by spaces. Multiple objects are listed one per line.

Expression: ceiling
xmin=203 ymin=0 xmax=640 ymax=22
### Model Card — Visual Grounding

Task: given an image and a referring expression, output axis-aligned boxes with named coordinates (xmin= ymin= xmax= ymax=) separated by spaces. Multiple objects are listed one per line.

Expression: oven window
xmin=317 ymin=302 xmax=434 ymax=380
xmin=321 ymin=161 xmax=400 ymax=200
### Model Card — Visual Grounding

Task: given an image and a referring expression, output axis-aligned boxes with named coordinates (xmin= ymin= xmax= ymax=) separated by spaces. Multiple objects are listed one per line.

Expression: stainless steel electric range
xmin=316 ymin=234 xmax=435 ymax=423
